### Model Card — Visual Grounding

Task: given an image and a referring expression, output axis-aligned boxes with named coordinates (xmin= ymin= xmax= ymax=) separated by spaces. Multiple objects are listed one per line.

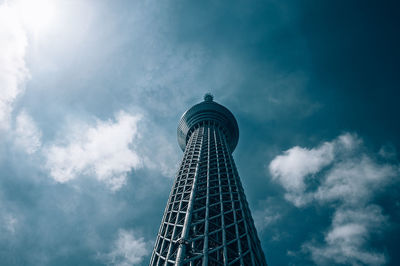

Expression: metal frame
xmin=150 ymin=98 xmax=267 ymax=266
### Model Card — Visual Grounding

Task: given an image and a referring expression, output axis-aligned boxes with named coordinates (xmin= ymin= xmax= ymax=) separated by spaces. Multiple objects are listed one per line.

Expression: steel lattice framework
xmin=150 ymin=95 xmax=267 ymax=266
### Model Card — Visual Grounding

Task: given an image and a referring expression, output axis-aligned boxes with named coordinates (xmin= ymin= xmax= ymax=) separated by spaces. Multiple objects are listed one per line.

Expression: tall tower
xmin=150 ymin=94 xmax=267 ymax=266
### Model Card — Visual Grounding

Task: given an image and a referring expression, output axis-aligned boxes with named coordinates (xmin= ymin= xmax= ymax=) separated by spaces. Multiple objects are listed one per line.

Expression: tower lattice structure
xmin=150 ymin=94 xmax=267 ymax=266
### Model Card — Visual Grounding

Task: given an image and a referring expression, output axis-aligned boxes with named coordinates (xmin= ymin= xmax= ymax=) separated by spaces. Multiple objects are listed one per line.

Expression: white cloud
xmin=45 ymin=112 xmax=142 ymax=191
xmin=254 ymin=207 xmax=281 ymax=232
xmin=100 ymin=229 xmax=150 ymax=266
xmin=269 ymin=133 xmax=399 ymax=265
xmin=0 ymin=198 xmax=20 ymax=236
xmin=304 ymin=206 xmax=387 ymax=266
xmin=0 ymin=3 xmax=29 ymax=130
xmin=14 ymin=111 xmax=42 ymax=154
xmin=314 ymin=156 xmax=395 ymax=205
xmin=1 ymin=212 xmax=18 ymax=235
xmin=269 ymin=141 xmax=334 ymax=206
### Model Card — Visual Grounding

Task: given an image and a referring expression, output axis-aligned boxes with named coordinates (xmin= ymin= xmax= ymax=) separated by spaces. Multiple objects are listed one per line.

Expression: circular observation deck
xmin=177 ymin=94 xmax=239 ymax=152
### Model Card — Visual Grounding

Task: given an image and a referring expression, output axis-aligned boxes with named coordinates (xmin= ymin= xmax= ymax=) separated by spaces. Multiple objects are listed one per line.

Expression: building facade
xmin=150 ymin=94 xmax=267 ymax=266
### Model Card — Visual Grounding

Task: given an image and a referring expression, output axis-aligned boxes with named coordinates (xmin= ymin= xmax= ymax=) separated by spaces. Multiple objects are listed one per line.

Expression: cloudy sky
xmin=1 ymin=0 xmax=399 ymax=265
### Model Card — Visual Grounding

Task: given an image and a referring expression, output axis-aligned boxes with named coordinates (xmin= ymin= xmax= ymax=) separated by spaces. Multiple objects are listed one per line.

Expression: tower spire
xmin=204 ymin=93 xmax=214 ymax=102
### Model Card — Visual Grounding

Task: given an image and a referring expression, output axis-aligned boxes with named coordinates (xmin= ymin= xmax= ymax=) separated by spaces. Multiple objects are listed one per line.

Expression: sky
xmin=1 ymin=0 xmax=399 ymax=265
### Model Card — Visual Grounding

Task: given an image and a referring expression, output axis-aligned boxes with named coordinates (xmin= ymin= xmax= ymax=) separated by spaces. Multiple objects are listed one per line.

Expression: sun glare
xmin=14 ymin=0 xmax=57 ymax=34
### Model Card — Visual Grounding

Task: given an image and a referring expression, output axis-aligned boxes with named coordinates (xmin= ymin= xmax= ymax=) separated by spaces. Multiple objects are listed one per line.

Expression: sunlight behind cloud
xmin=0 ymin=2 xmax=28 ymax=130
xmin=13 ymin=0 xmax=57 ymax=34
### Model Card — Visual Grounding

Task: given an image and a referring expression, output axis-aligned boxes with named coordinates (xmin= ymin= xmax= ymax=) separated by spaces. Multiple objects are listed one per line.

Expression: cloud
xmin=99 ymin=229 xmax=150 ymax=266
xmin=378 ymin=144 xmax=397 ymax=160
xmin=253 ymin=197 xmax=285 ymax=234
xmin=313 ymin=156 xmax=395 ymax=205
xmin=14 ymin=111 xmax=42 ymax=154
xmin=44 ymin=111 xmax=142 ymax=191
xmin=139 ymin=122 xmax=179 ymax=178
xmin=269 ymin=133 xmax=399 ymax=265
xmin=304 ymin=205 xmax=387 ymax=266
xmin=0 ymin=211 xmax=18 ymax=235
xmin=269 ymin=141 xmax=335 ymax=206
xmin=0 ymin=3 xmax=29 ymax=130
xmin=254 ymin=207 xmax=282 ymax=232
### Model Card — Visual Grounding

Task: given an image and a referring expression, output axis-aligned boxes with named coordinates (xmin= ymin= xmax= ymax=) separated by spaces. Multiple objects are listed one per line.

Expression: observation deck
xmin=177 ymin=94 xmax=239 ymax=153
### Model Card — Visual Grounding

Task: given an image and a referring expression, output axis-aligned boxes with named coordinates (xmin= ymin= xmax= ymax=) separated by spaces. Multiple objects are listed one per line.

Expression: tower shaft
xmin=150 ymin=121 xmax=266 ymax=265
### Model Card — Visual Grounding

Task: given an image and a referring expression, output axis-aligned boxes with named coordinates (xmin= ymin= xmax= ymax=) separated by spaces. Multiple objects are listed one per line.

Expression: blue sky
xmin=1 ymin=0 xmax=399 ymax=265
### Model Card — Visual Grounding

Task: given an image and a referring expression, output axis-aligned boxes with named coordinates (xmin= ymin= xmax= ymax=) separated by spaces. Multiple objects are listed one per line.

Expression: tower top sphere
xmin=177 ymin=95 xmax=239 ymax=152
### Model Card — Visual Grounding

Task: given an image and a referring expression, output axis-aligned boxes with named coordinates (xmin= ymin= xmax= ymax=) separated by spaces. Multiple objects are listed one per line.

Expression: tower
xmin=150 ymin=94 xmax=267 ymax=266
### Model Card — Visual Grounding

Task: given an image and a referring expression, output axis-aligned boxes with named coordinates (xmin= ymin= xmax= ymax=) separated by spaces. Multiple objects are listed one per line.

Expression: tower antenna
xmin=204 ymin=93 xmax=213 ymax=102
